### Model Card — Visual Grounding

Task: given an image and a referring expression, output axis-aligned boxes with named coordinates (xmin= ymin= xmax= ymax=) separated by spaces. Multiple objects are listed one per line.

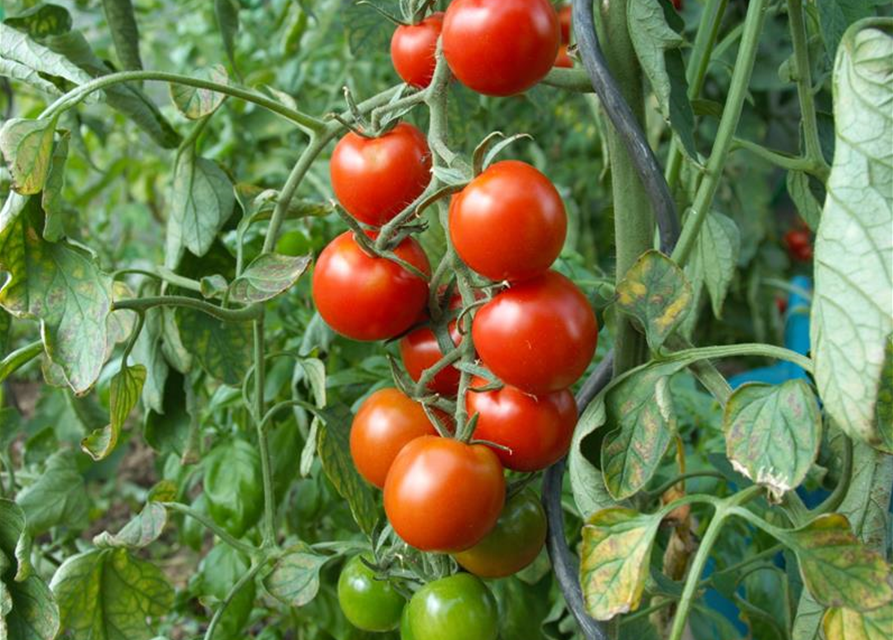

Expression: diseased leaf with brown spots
xmin=263 ymin=546 xmax=329 ymax=607
xmin=0 ymin=117 xmax=58 ymax=195
xmin=81 ymin=363 xmax=146 ymax=461
xmin=228 ymin=252 xmax=312 ymax=304
xmin=615 ymin=250 xmax=692 ymax=353
xmin=823 ymin=604 xmax=893 ymax=640
xmin=169 ymin=65 xmax=229 ymax=119
xmin=175 ymin=307 xmax=251 ymax=386
xmin=580 ymin=507 xmax=662 ymax=620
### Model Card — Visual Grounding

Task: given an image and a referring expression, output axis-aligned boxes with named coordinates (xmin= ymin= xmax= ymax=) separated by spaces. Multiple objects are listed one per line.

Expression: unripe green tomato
xmin=337 ymin=554 xmax=405 ymax=632
xmin=407 ymin=573 xmax=498 ymax=640
xmin=400 ymin=605 xmax=416 ymax=640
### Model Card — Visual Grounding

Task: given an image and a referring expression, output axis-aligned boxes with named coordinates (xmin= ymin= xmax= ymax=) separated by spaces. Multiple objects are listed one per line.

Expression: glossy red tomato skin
xmin=466 ymin=377 xmax=577 ymax=471
xmin=558 ymin=5 xmax=572 ymax=43
xmin=449 ymin=161 xmax=566 ymax=282
xmin=554 ymin=44 xmax=573 ymax=68
xmin=384 ymin=436 xmax=505 ymax=552
xmin=442 ymin=0 xmax=560 ymax=97
xmin=453 ymin=489 xmax=547 ymax=578
xmin=330 ymin=123 xmax=432 ymax=226
xmin=399 ymin=322 xmax=463 ymax=396
xmin=350 ymin=389 xmax=438 ymax=489
xmin=391 ymin=13 xmax=444 ymax=88
xmin=472 ymin=271 xmax=598 ymax=394
xmin=312 ymin=231 xmax=430 ymax=341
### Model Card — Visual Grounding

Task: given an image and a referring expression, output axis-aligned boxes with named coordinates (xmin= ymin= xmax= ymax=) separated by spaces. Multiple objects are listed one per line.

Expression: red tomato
xmin=442 ymin=0 xmax=560 ymax=96
xmin=472 ymin=271 xmax=597 ymax=394
xmin=384 ymin=436 xmax=505 ymax=552
xmin=466 ymin=377 xmax=577 ymax=471
xmin=554 ymin=44 xmax=573 ymax=68
xmin=449 ymin=161 xmax=566 ymax=282
xmin=558 ymin=5 xmax=572 ymax=43
xmin=330 ymin=123 xmax=432 ymax=226
xmin=453 ymin=489 xmax=547 ymax=578
xmin=391 ymin=13 xmax=444 ymax=88
xmin=784 ymin=229 xmax=813 ymax=262
xmin=399 ymin=308 xmax=463 ymax=397
xmin=350 ymin=389 xmax=439 ymax=489
xmin=312 ymin=231 xmax=430 ymax=341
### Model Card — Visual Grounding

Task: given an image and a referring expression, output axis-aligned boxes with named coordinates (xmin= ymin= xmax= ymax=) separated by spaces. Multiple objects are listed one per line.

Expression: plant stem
xmin=203 ymin=560 xmax=266 ymax=640
xmin=162 ymin=502 xmax=258 ymax=556
xmin=112 ymin=267 xmax=204 ymax=293
xmin=730 ymin=137 xmax=824 ymax=174
xmin=253 ymin=317 xmax=276 ymax=548
xmin=113 ymin=296 xmax=262 ymax=321
xmin=39 ymin=70 xmax=326 ymax=134
xmin=671 ymin=0 xmax=769 ymax=267
xmin=0 ymin=340 xmax=43 ymax=384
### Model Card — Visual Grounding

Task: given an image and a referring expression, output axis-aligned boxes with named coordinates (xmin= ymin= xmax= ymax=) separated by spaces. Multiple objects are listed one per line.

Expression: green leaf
xmin=0 ymin=199 xmax=114 ymax=394
xmin=317 ymin=405 xmax=378 ymax=537
xmin=723 ymin=380 xmax=822 ymax=500
xmin=875 ymin=335 xmax=893 ymax=453
xmin=43 ymin=30 xmax=181 ymax=148
xmin=167 ymin=146 xmax=235 ymax=258
xmin=816 ymin=0 xmax=873 ymax=62
xmin=195 ymin=544 xmax=254 ymax=638
xmin=50 ymin=548 xmax=174 ymax=640
xmin=199 ymin=274 xmax=228 ymax=299
xmin=93 ymin=502 xmax=167 ymax=550
xmin=823 ymin=605 xmax=893 ymax=640
xmin=131 ymin=305 xmax=168 ymax=414
xmin=627 ymin=0 xmax=696 ymax=159
xmin=687 ymin=210 xmax=740 ymax=319
xmin=615 ymin=250 xmax=692 ymax=352
xmin=144 ymin=370 xmax=190 ymax=455
xmin=810 ymin=20 xmax=893 ymax=449
xmin=580 ymin=507 xmax=662 ymax=620
xmin=169 ymin=65 xmax=228 ymax=120
xmin=4 ymin=3 xmax=73 ymax=38
xmin=81 ymin=363 xmax=146 ymax=461
xmin=568 ymin=393 xmax=614 ymax=519
xmin=0 ymin=23 xmax=93 ymax=92
xmin=214 ymin=0 xmax=240 ymax=74
xmin=297 ymin=358 xmax=326 ymax=477
xmin=0 ymin=117 xmax=57 ymax=195
xmin=41 ymin=129 xmax=69 ymax=242
xmin=101 ymin=0 xmax=143 ymax=72
xmin=0 ymin=499 xmax=60 ymax=640
xmin=779 ymin=513 xmax=893 ymax=611
xmin=786 ymin=170 xmax=824 ymax=232
xmin=203 ymin=438 xmax=263 ymax=538
xmin=175 ymin=308 xmax=251 ymax=386
xmin=838 ymin=439 xmax=893 ymax=554
xmin=15 ymin=450 xmax=89 ymax=536
xmin=601 ymin=361 xmax=688 ymax=500
xmin=228 ymin=252 xmax=311 ymax=304
xmin=343 ymin=0 xmax=391 ymax=55
xmin=263 ymin=547 xmax=328 ymax=607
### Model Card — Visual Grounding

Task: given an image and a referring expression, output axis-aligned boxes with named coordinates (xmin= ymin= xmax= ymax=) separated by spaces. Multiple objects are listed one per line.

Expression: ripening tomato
xmin=406 ymin=574 xmax=498 ymax=640
xmin=784 ymin=229 xmax=813 ymax=262
xmin=466 ymin=376 xmax=577 ymax=471
xmin=330 ymin=123 xmax=432 ymax=226
xmin=442 ymin=0 xmax=560 ymax=96
xmin=384 ymin=436 xmax=505 ymax=552
xmin=449 ymin=161 xmax=566 ymax=282
xmin=338 ymin=554 xmax=405 ymax=632
xmin=350 ymin=389 xmax=439 ymax=489
xmin=472 ymin=271 xmax=597 ymax=394
xmin=312 ymin=231 xmax=430 ymax=341
xmin=554 ymin=44 xmax=573 ymax=68
xmin=391 ymin=13 xmax=444 ymax=88
xmin=453 ymin=489 xmax=547 ymax=578
xmin=558 ymin=5 xmax=572 ymax=43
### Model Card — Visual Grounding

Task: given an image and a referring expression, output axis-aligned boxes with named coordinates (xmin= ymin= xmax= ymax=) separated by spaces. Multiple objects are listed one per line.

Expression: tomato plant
xmin=0 ymin=1 xmax=890 ymax=639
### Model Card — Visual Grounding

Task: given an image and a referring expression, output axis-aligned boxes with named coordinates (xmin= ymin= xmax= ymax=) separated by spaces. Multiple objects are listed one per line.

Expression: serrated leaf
xmin=169 ymin=65 xmax=228 ymax=119
xmin=823 ymin=605 xmax=893 ymax=640
xmin=580 ymin=507 xmax=662 ymax=620
xmin=0 ymin=499 xmax=60 ymax=640
xmin=0 ymin=199 xmax=113 ymax=394
xmin=5 ymin=3 xmax=73 ymax=38
xmin=627 ymin=0 xmax=696 ymax=159
xmin=228 ymin=252 xmax=311 ymax=304
xmin=810 ymin=21 xmax=893 ymax=450
xmin=688 ymin=210 xmax=740 ymax=319
xmin=81 ymin=363 xmax=146 ymax=461
xmin=50 ymin=548 xmax=174 ymax=640
xmin=15 ymin=450 xmax=89 ymax=536
xmin=317 ymin=405 xmax=378 ymax=537
xmin=167 ymin=146 xmax=235 ymax=258
xmin=601 ymin=361 xmax=688 ymax=500
xmin=175 ymin=308 xmax=251 ymax=386
xmin=779 ymin=513 xmax=893 ymax=611
xmin=101 ymin=0 xmax=143 ymax=72
xmin=569 ymin=392 xmax=615 ymax=519
xmin=616 ymin=250 xmax=692 ymax=352
xmin=41 ymin=129 xmax=69 ymax=241
xmin=786 ymin=170 xmax=824 ymax=232
xmin=94 ymin=503 xmax=167 ymax=550
xmin=263 ymin=548 xmax=328 ymax=607
xmin=0 ymin=23 xmax=92 ymax=89
xmin=0 ymin=117 xmax=57 ymax=195
xmin=724 ymin=380 xmax=822 ymax=500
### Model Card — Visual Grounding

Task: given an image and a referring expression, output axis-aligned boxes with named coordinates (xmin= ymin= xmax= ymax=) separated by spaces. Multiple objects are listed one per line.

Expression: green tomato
xmin=400 ymin=605 xmax=416 ymax=640
xmin=337 ymin=554 xmax=405 ymax=632
xmin=407 ymin=573 xmax=498 ymax=640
